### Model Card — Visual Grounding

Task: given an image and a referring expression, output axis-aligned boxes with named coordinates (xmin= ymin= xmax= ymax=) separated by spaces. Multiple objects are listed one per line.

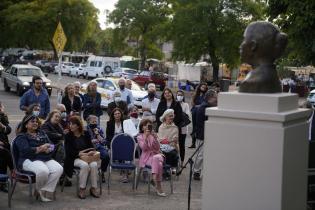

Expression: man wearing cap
xmin=141 ymin=83 xmax=160 ymax=124
xmin=20 ymin=76 xmax=50 ymax=119
xmin=118 ymin=78 xmax=134 ymax=108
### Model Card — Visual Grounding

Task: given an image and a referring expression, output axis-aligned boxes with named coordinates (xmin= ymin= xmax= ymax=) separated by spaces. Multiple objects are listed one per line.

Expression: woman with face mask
xmin=176 ymin=90 xmax=191 ymax=165
xmin=123 ymin=107 xmax=141 ymax=137
xmin=86 ymin=115 xmax=110 ymax=183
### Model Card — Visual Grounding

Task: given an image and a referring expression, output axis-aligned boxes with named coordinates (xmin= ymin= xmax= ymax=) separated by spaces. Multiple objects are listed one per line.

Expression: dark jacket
xmin=195 ymin=101 xmax=216 ymax=140
xmin=106 ymin=121 xmax=124 ymax=147
xmin=156 ymin=100 xmax=183 ymax=131
xmin=62 ymin=95 xmax=82 ymax=115
xmin=107 ymin=101 xmax=128 ymax=118
xmin=64 ymin=131 xmax=93 ymax=177
xmin=83 ymin=93 xmax=103 ymax=120
xmin=41 ymin=121 xmax=64 ymax=144
xmin=19 ymin=88 xmax=50 ymax=118
xmin=0 ymin=111 xmax=11 ymax=149
xmin=14 ymin=131 xmax=53 ymax=169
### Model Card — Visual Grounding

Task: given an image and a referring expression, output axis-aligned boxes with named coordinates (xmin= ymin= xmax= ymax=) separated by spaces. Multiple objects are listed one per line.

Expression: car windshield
xmin=125 ymin=69 xmax=138 ymax=74
xmin=17 ymin=68 xmax=44 ymax=77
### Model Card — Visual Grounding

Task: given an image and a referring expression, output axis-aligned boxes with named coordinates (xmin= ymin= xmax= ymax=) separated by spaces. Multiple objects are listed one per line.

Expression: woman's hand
xmin=87 ymin=151 xmax=95 ymax=156
xmin=64 ymin=129 xmax=69 ymax=134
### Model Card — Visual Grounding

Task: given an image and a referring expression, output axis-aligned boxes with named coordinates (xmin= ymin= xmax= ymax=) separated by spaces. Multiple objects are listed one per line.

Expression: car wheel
xmin=17 ymin=85 xmax=24 ymax=96
xmin=4 ymin=80 xmax=10 ymax=92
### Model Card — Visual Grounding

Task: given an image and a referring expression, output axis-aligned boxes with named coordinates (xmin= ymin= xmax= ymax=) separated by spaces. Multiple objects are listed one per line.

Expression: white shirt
xmin=123 ymin=118 xmax=140 ymax=137
xmin=120 ymin=88 xmax=134 ymax=106
xmin=114 ymin=123 xmax=123 ymax=135
xmin=141 ymin=97 xmax=160 ymax=119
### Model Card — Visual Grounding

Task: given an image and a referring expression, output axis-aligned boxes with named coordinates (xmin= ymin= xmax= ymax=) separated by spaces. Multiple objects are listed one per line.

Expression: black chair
xmin=0 ymin=173 xmax=11 ymax=207
xmin=9 ymin=137 xmax=36 ymax=205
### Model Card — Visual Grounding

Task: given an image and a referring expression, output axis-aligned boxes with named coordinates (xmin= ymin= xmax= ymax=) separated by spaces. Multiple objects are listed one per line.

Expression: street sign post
xmin=52 ymin=21 xmax=67 ymax=103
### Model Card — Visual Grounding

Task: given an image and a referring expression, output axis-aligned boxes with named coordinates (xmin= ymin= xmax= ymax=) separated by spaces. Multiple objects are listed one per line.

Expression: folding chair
xmin=108 ymin=133 xmax=137 ymax=194
xmin=0 ymin=173 xmax=11 ymax=207
xmin=9 ymin=137 xmax=36 ymax=205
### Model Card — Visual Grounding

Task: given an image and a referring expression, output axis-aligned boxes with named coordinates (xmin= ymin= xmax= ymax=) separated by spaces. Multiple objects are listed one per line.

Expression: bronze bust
xmin=239 ymin=21 xmax=288 ymax=93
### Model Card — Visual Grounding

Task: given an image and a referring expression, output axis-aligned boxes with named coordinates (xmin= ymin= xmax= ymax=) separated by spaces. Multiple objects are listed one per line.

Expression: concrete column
xmin=202 ymin=92 xmax=311 ymax=210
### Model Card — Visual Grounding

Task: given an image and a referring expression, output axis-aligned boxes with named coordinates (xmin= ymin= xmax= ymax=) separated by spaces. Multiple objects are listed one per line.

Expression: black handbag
xmin=180 ymin=112 xmax=191 ymax=127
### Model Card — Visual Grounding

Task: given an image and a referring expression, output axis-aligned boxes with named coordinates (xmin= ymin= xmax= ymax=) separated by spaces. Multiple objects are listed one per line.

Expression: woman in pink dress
xmin=138 ymin=119 xmax=166 ymax=197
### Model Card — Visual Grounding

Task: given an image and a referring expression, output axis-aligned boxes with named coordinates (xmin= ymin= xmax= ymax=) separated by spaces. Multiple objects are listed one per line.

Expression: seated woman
xmin=64 ymin=116 xmax=100 ymax=199
xmin=62 ymin=83 xmax=82 ymax=116
xmin=15 ymin=114 xmax=63 ymax=202
xmin=106 ymin=108 xmax=124 ymax=147
xmin=138 ymin=119 xmax=166 ymax=197
xmin=41 ymin=110 xmax=65 ymax=164
xmin=157 ymin=109 xmax=179 ymax=169
xmin=86 ymin=115 xmax=110 ymax=183
xmin=123 ymin=106 xmax=141 ymax=138
xmin=16 ymin=103 xmax=42 ymax=134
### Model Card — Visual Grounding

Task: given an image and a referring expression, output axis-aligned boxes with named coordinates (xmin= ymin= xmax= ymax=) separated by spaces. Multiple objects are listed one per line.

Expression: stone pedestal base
xmin=202 ymin=92 xmax=311 ymax=210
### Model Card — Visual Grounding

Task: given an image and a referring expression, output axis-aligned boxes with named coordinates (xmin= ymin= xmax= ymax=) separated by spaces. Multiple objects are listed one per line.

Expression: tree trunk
xmin=140 ymin=43 xmax=146 ymax=70
xmin=209 ymin=46 xmax=219 ymax=82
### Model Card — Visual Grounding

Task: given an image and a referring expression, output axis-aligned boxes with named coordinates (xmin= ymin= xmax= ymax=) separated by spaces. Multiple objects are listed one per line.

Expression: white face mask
xmin=33 ymin=111 xmax=40 ymax=117
xmin=114 ymin=97 xmax=121 ymax=102
xmin=177 ymin=95 xmax=184 ymax=102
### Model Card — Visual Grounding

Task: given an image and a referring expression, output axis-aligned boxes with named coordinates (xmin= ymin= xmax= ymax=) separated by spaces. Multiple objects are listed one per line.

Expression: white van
xmin=83 ymin=56 xmax=120 ymax=79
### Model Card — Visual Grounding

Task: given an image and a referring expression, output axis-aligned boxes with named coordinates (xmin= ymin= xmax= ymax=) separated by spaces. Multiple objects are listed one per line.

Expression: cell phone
xmin=148 ymin=124 xmax=153 ymax=131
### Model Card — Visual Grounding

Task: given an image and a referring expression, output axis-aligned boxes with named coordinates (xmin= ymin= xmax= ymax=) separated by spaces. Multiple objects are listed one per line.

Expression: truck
xmin=83 ymin=55 xmax=120 ymax=79
xmin=1 ymin=64 xmax=52 ymax=96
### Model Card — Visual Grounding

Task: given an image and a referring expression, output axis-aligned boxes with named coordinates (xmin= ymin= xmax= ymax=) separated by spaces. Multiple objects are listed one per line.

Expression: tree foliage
xmin=267 ymin=0 xmax=315 ymax=65
xmin=170 ymin=0 xmax=265 ymax=80
xmin=0 ymin=0 xmax=99 ymax=52
xmin=109 ymin=0 xmax=172 ymax=68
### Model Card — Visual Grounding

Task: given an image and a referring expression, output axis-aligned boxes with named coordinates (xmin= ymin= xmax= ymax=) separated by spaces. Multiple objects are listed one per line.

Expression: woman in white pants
xmin=64 ymin=116 xmax=100 ymax=199
xmin=15 ymin=114 xmax=63 ymax=202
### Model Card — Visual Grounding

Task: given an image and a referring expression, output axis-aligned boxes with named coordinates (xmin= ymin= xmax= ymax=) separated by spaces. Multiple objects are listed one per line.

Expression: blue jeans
xmin=95 ymin=144 xmax=110 ymax=172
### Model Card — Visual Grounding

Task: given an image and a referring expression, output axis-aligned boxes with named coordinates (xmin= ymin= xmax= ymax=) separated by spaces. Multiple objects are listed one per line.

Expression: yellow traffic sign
xmin=52 ymin=22 xmax=67 ymax=57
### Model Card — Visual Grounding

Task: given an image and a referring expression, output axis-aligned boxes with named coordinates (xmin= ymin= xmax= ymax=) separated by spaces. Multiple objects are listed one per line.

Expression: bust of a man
xmin=239 ymin=21 xmax=288 ymax=93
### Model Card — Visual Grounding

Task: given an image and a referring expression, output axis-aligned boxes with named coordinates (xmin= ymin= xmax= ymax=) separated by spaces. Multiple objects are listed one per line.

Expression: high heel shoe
xmin=35 ymin=190 xmax=52 ymax=202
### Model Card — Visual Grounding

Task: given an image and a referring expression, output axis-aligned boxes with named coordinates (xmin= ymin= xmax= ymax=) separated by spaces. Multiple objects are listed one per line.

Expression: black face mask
xmin=89 ymin=124 xmax=97 ymax=129
xmin=148 ymin=92 xmax=155 ymax=99
xmin=119 ymin=85 xmax=125 ymax=90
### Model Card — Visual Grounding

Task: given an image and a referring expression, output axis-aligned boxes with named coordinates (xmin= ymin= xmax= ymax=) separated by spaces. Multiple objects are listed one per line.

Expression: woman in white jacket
xmin=176 ymin=90 xmax=191 ymax=166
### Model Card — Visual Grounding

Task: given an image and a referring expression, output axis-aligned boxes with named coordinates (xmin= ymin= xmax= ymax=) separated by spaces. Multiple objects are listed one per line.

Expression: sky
xmin=89 ymin=0 xmax=118 ymax=29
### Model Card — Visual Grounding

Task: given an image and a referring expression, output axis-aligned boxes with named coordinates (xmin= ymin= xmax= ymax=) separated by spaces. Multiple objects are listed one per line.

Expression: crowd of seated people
xmin=1 ymin=80 xmax=218 ymax=203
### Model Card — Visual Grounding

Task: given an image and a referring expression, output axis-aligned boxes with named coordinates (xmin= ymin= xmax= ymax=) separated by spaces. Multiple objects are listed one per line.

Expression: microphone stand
xmin=176 ymin=141 xmax=204 ymax=210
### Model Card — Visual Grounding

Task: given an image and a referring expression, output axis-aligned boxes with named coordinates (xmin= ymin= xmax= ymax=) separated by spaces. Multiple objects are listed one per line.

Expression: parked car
xmin=83 ymin=55 xmax=120 ymax=79
xmin=307 ymin=89 xmax=315 ymax=107
xmin=132 ymin=71 xmax=167 ymax=90
xmin=1 ymin=64 xmax=52 ymax=96
xmin=42 ymin=61 xmax=59 ymax=73
xmin=0 ymin=64 xmax=4 ymax=76
xmin=54 ymin=62 xmax=75 ymax=75
xmin=80 ymin=77 xmax=147 ymax=108
xmin=69 ymin=63 xmax=86 ymax=78
xmin=112 ymin=67 xmax=138 ymax=79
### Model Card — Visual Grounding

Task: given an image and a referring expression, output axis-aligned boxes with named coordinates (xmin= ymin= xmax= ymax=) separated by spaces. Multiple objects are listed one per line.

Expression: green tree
xmin=267 ymin=0 xmax=315 ymax=65
xmin=0 ymin=0 xmax=99 ymax=52
xmin=109 ymin=0 xmax=171 ymax=69
xmin=170 ymin=0 xmax=265 ymax=81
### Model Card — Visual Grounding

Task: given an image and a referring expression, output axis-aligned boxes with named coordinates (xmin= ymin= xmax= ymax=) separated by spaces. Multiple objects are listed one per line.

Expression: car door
xmin=8 ymin=67 xmax=17 ymax=88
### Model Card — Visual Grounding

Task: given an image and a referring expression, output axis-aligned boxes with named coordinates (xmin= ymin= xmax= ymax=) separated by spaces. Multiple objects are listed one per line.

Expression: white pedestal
xmin=202 ymin=92 xmax=311 ymax=210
